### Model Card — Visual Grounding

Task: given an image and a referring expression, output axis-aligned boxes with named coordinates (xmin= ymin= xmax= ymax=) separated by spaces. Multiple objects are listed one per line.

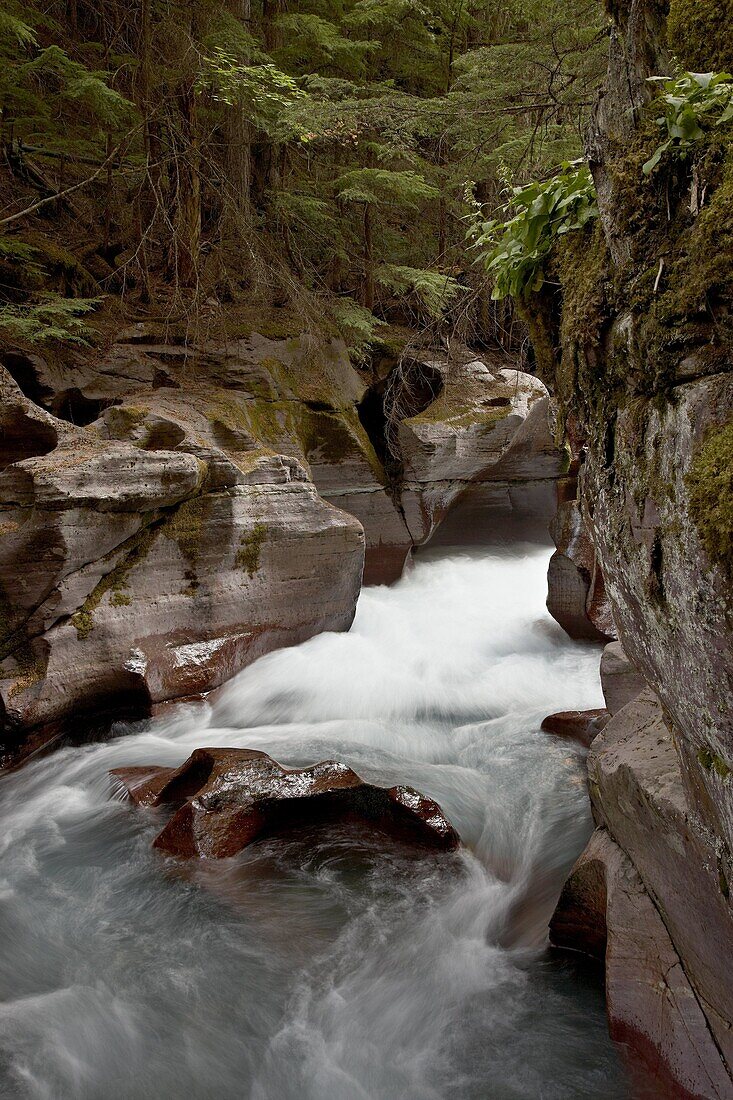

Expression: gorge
xmin=1 ymin=0 xmax=732 ymax=1095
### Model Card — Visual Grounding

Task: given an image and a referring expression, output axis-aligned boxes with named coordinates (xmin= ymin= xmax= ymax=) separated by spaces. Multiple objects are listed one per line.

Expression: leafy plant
xmin=0 ymin=294 xmax=101 ymax=345
xmin=197 ymin=49 xmax=306 ymax=134
xmin=0 ymin=236 xmax=44 ymax=279
xmin=470 ymin=162 xmax=598 ymax=300
xmin=643 ymin=71 xmax=733 ymax=175
xmin=334 ymin=168 xmax=439 ymax=208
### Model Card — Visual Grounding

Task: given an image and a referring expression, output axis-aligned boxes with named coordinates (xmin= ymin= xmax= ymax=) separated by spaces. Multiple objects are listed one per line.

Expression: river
xmin=0 ymin=540 xmax=630 ymax=1099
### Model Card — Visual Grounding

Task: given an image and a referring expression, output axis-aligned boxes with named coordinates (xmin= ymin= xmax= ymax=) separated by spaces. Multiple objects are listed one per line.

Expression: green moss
xmin=667 ymin=0 xmax=733 ymax=72
xmin=225 ymin=311 xmax=307 ymax=341
xmin=7 ymin=645 xmax=45 ymax=699
xmin=556 ymin=224 xmax=612 ymax=347
xmin=70 ymin=520 xmax=160 ymax=639
xmin=163 ymin=495 xmax=209 ymax=569
xmin=516 ymin=285 xmax=561 ymax=384
xmin=411 ymin=376 xmax=514 ymax=429
xmin=267 ymin=348 xmax=343 ymax=407
xmin=208 ymin=393 xmax=292 ymax=449
xmin=246 ymin=399 xmax=290 ymax=445
xmin=236 ymin=523 xmax=267 ymax=576
xmin=0 ymin=588 xmax=20 ymax=654
xmin=71 ymin=609 xmax=95 ymax=640
xmin=110 ymin=592 xmax=132 ymax=606
xmin=22 ymin=233 xmax=99 ymax=296
xmin=102 ymin=405 xmax=149 ymax=440
xmin=687 ymin=420 xmax=733 ymax=578
xmin=697 ymin=744 xmax=732 ymax=779
xmin=206 ymin=397 xmax=251 ymax=435
xmin=298 ymin=407 xmax=357 ymax=461
xmin=714 ymin=756 xmax=732 ymax=780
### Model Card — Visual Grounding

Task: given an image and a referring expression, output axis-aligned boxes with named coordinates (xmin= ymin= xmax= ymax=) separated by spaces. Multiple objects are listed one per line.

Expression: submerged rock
xmin=111 ymin=747 xmax=461 ymax=858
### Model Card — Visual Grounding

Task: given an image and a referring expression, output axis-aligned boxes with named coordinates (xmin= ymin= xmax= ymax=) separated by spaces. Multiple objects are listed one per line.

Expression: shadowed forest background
xmin=0 ymin=0 xmax=606 ymax=357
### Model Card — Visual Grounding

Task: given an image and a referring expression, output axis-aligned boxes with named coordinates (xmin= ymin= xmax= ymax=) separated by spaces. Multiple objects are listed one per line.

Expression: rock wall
xmin=543 ymin=0 xmax=733 ymax=1092
xmin=1 ymin=328 xmax=563 ymax=764
xmin=0 ymin=356 xmax=365 ymax=765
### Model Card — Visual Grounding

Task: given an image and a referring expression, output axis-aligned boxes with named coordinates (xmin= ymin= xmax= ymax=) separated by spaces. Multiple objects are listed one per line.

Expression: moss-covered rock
xmin=687 ymin=419 xmax=733 ymax=578
xmin=236 ymin=523 xmax=267 ymax=576
xmin=667 ymin=0 xmax=733 ymax=72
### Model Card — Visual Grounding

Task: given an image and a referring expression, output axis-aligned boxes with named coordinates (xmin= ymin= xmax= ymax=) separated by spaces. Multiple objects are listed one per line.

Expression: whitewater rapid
xmin=0 ymin=543 xmax=629 ymax=1099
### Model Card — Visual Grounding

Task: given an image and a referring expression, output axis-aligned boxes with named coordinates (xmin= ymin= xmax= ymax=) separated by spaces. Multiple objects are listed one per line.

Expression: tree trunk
xmin=363 ymin=202 xmax=374 ymax=310
xmin=225 ymin=0 xmax=252 ymax=229
xmin=169 ymin=81 xmax=201 ymax=288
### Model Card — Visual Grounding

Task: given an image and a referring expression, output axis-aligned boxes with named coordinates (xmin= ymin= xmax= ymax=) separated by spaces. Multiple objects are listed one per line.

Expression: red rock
xmin=540 ymin=708 xmax=609 ymax=749
xmin=111 ymin=747 xmax=460 ymax=858
xmin=550 ymin=829 xmax=732 ymax=1099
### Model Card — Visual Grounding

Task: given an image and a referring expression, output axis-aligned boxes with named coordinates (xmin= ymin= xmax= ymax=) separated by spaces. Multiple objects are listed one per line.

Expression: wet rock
xmin=551 ymin=829 xmax=732 ymax=1100
xmin=531 ymin=0 xmax=733 ymax=1087
xmin=584 ymin=689 xmax=733 ymax=1080
xmin=599 ymin=641 xmax=646 ymax=717
xmin=546 ymin=500 xmax=615 ymax=642
xmin=0 ymin=353 xmax=364 ymax=759
xmin=0 ymin=329 xmax=570 ymax=763
xmin=111 ymin=747 xmax=461 ymax=857
xmin=540 ymin=708 xmax=608 ymax=749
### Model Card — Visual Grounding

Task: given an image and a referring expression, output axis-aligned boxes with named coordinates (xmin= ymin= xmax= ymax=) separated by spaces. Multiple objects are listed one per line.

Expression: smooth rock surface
xmin=587 ymin=689 xmax=733 ymax=1078
xmin=546 ymin=500 xmax=615 ymax=642
xmin=397 ymin=351 xmax=565 ymax=545
xmin=551 ymin=828 xmax=732 ymax=1100
xmin=540 ymin=709 xmax=608 ymax=749
xmin=599 ymin=641 xmax=647 ymax=717
xmin=0 ymin=351 xmax=365 ymax=764
xmin=111 ymin=746 xmax=461 ymax=857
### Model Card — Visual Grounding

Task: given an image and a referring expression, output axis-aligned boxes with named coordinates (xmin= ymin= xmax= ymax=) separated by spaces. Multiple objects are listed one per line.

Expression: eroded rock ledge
xmin=1 ymin=329 xmax=565 ymax=764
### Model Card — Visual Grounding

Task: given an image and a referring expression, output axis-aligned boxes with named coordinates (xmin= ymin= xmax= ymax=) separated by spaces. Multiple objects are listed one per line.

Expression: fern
xmin=0 ymin=6 xmax=36 ymax=50
xmin=0 ymin=294 xmax=102 ymax=346
xmin=0 ymin=236 xmax=42 ymax=265
xmin=329 ymin=297 xmax=383 ymax=356
xmin=334 ymin=168 xmax=439 ymax=207
xmin=376 ymin=264 xmax=466 ymax=318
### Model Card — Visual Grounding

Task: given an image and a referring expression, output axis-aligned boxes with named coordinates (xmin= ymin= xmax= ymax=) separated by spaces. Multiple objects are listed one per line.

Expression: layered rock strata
xmin=0 ymin=355 xmax=364 ymax=764
xmin=397 ymin=349 xmax=566 ymax=545
xmin=1 ymin=329 xmax=564 ymax=763
xmin=544 ymin=0 xmax=733 ymax=1090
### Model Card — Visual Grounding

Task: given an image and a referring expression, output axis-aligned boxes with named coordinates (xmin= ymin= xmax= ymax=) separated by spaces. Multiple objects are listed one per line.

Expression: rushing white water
xmin=0 ymin=543 xmax=630 ymax=1100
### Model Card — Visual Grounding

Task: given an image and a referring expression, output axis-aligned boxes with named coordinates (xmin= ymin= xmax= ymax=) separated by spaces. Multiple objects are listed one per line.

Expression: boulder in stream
xmin=540 ymin=708 xmax=608 ymax=749
xmin=112 ymin=747 xmax=461 ymax=857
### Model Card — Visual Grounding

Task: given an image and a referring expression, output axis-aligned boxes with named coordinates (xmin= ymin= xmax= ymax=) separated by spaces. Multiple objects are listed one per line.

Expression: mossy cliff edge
xmin=534 ymin=0 xmax=733 ymax=1090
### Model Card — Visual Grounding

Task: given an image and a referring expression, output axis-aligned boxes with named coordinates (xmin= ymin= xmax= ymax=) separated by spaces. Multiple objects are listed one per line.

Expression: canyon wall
xmin=545 ymin=0 xmax=733 ymax=1093
xmin=0 ymin=330 xmax=562 ymax=765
